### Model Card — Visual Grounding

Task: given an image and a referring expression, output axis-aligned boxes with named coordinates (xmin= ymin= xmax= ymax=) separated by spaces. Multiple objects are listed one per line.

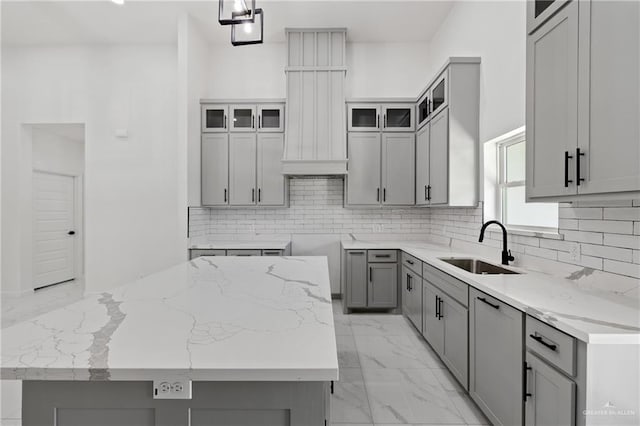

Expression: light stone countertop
xmin=189 ymin=239 xmax=291 ymax=250
xmin=1 ymin=257 xmax=338 ymax=382
xmin=342 ymin=240 xmax=640 ymax=344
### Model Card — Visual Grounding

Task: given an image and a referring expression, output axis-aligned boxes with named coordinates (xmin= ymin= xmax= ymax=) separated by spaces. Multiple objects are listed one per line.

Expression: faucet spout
xmin=479 ymin=220 xmax=514 ymax=266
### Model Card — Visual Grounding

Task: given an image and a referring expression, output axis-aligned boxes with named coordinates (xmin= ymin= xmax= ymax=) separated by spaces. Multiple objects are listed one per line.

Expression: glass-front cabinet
xmin=527 ymin=0 xmax=571 ymax=34
xmin=230 ymin=105 xmax=257 ymax=132
xmin=201 ymin=105 xmax=228 ymax=133
xmin=430 ymin=73 xmax=448 ymax=118
xmin=348 ymin=104 xmax=381 ymax=132
xmin=382 ymin=104 xmax=415 ymax=132
xmin=258 ymin=104 xmax=285 ymax=132
xmin=417 ymin=93 xmax=431 ymax=129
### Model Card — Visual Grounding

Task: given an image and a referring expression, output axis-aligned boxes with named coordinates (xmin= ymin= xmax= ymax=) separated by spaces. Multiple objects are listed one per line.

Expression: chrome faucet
xmin=479 ymin=220 xmax=514 ymax=266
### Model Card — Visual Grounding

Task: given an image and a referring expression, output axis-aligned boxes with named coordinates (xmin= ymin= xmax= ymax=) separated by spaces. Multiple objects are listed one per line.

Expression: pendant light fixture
xmin=219 ymin=0 xmax=256 ymax=26
xmin=231 ymin=8 xmax=264 ymax=46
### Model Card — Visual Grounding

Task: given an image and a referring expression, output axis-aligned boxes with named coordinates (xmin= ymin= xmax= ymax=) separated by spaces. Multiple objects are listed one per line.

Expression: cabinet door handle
xmin=369 ymin=266 xmax=373 ymax=283
xmin=523 ymin=362 xmax=532 ymax=401
xmin=377 ymin=188 xmax=380 ymax=202
xmin=224 ymin=115 xmax=227 ymax=129
xmin=252 ymin=188 xmax=255 ymax=203
xmin=384 ymin=114 xmax=387 ymax=128
xmin=252 ymin=115 xmax=255 ymax=129
xmin=477 ymin=297 xmax=500 ymax=310
xmin=438 ymin=297 xmax=443 ymax=320
xmin=258 ymin=188 xmax=261 ymax=203
xmin=435 ymin=295 xmax=439 ymax=318
xmin=424 ymin=185 xmax=428 ymax=200
xmin=564 ymin=151 xmax=574 ymax=187
xmin=224 ymin=188 xmax=227 ymax=203
xmin=427 ymin=185 xmax=431 ymax=201
xmin=377 ymin=114 xmax=380 ymax=129
xmin=383 ymin=188 xmax=386 ymax=203
xmin=529 ymin=333 xmax=557 ymax=351
xmin=576 ymin=148 xmax=585 ymax=186
xmin=258 ymin=115 xmax=261 ymax=129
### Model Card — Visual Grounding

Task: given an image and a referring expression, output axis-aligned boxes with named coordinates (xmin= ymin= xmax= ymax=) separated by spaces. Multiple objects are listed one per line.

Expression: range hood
xmin=282 ymin=28 xmax=348 ymax=175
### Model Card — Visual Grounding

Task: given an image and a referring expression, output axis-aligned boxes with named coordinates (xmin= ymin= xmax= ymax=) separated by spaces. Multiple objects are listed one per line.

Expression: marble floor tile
xmin=449 ymin=393 xmax=491 ymax=425
xmin=431 ymin=368 xmax=465 ymax=394
xmin=331 ymin=368 xmax=373 ymax=424
xmin=337 ymin=334 xmax=361 ymax=368
xmin=350 ymin=314 xmax=416 ymax=336
xmin=334 ymin=316 xmax=354 ymax=336
xmin=363 ymin=368 xmax=466 ymax=424
xmin=355 ymin=334 xmax=441 ymax=369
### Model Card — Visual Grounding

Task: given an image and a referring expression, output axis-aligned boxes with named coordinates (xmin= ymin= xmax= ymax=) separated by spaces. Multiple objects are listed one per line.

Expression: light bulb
xmin=244 ymin=23 xmax=253 ymax=34
xmin=111 ymin=0 xmax=125 ymax=5
xmin=233 ymin=0 xmax=245 ymax=12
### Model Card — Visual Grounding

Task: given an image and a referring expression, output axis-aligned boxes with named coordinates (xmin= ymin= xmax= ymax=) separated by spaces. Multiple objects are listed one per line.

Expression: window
xmin=497 ymin=131 xmax=558 ymax=231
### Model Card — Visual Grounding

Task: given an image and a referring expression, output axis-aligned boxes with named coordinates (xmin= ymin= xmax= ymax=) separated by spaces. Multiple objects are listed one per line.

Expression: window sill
xmin=505 ymin=227 xmax=564 ymax=240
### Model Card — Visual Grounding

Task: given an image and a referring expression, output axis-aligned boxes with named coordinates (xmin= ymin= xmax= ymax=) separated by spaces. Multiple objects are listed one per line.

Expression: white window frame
xmin=497 ymin=130 xmax=558 ymax=233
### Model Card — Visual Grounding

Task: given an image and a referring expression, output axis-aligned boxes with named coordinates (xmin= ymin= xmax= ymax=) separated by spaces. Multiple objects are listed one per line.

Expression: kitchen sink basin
xmin=439 ymin=258 xmax=520 ymax=275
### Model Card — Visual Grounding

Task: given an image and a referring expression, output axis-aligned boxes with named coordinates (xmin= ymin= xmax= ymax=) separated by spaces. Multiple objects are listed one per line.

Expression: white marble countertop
xmin=1 ymin=257 xmax=338 ymax=382
xmin=189 ymin=239 xmax=291 ymax=250
xmin=342 ymin=240 xmax=640 ymax=344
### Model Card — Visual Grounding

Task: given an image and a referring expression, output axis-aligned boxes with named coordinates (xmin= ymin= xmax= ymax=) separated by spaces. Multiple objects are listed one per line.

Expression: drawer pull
xmin=529 ymin=333 xmax=557 ymax=351
xmin=477 ymin=297 xmax=500 ymax=310
xmin=406 ymin=260 xmax=414 ymax=265
xmin=375 ymin=254 xmax=391 ymax=258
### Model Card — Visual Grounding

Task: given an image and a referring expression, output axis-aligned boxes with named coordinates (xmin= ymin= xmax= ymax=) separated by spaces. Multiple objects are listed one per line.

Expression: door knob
xmin=68 ymin=231 xmax=76 ymax=235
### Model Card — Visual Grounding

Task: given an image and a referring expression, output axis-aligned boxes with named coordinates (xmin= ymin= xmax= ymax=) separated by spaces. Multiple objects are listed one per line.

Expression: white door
xmin=33 ymin=172 xmax=75 ymax=289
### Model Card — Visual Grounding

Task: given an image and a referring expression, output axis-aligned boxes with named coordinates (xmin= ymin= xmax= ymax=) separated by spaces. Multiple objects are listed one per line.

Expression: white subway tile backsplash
xmin=189 ymin=178 xmax=640 ymax=283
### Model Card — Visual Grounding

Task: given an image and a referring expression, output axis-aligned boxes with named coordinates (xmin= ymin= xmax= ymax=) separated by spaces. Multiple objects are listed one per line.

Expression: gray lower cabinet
xmin=525 ymin=351 xmax=575 ymax=426
xmin=226 ymin=249 xmax=261 ymax=256
xmin=368 ymin=263 xmax=398 ymax=308
xmin=229 ymin=133 xmax=257 ymax=206
xmin=401 ymin=266 xmax=422 ymax=332
xmin=422 ymin=279 xmax=468 ymax=389
xmin=345 ymin=250 xmax=399 ymax=309
xmin=201 ymin=134 xmax=229 ymax=206
xmin=469 ymin=287 xmax=524 ymax=426
xmin=381 ymin=133 xmax=415 ymax=205
xmin=190 ymin=249 xmax=226 ymax=260
xmin=345 ymin=250 xmax=368 ymax=308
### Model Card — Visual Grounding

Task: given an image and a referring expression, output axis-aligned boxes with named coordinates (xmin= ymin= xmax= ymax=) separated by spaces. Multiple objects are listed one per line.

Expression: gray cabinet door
xmin=229 ymin=104 xmax=257 ymax=132
xmin=257 ymin=133 xmax=285 ymax=206
xmin=258 ymin=104 xmax=285 ymax=133
xmin=428 ymin=109 xmax=449 ymax=205
xmin=229 ymin=133 xmax=257 ymax=206
xmin=346 ymin=251 xmax=368 ymax=308
xmin=382 ymin=133 xmax=415 ymax=205
xmin=441 ymin=292 xmax=469 ymax=390
xmin=415 ymin=123 xmax=430 ymax=206
xmin=577 ymin=0 xmax=640 ymax=195
xmin=226 ymin=249 xmax=261 ymax=256
xmin=526 ymin=1 xmax=579 ymax=199
xmin=201 ymin=134 xmax=229 ymax=206
xmin=346 ymin=133 xmax=381 ymax=205
xmin=525 ymin=352 xmax=575 ymax=426
xmin=368 ymin=263 xmax=398 ymax=308
xmin=469 ymin=288 xmax=523 ymax=426
xmin=402 ymin=267 xmax=422 ymax=332
xmin=422 ymin=280 xmax=444 ymax=354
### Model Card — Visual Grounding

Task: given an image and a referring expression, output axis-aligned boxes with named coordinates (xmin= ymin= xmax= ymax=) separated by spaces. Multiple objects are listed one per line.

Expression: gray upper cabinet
xmin=200 ymin=101 xmax=286 ymax=208
xmin=229 ymin=133 xmax=257 ymax=206
xmin=368 ymin=263 xmax=398 ymax=308
xmin=577 ymin=0 xmax=640 ymax=196
xmin=346 ymin=251 xmax=368 ymax=308
xmin=527 ymin=0 xmax=640 ymax=200
xmin=202 ymin=105 xmax=228 ymax=133
xmin=382 ymin=133 xmax=415 ymax=205
xmin=229 ymin=104 xmax=257 ymax=132
xmin=258 ymin=104 xmax=284 ymax=133
xmin=527 ymin=0 xmax=572 ymax=35
xmin=525 ymin=351 xmax=575 ymax=426
xmin=382 ymin=104 xmax=415 ymax=132
xmin=348 ymin=104 xmax=380 ymax=132
xmin=201 ymin=133 xmax=229 ymax=206
xmin=526 ymin=1 xmax=579 ymax=199
xmin=346 ymin=133 xmax=382 ymax=205
xmin=414 ymin=59 xmax=480 ymax=208
xmin=415 ymin=124 xmax=430 ymax=206
xmin=469 ymin=288 xmax=523 ymax=426
xmin=257 ymin=133 xmax=286 ymax=206
xmin=428 ymin=109 xmax=449 ymax=206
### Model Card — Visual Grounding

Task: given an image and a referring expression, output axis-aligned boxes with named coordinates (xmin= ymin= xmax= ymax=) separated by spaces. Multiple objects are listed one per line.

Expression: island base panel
xmin=23 ymin=380 xmax=330 ymax=426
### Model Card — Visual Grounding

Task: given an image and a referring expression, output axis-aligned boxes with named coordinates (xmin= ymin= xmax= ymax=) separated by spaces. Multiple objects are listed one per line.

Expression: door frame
xmin=32 ymin=169 xmax=84 ymax=290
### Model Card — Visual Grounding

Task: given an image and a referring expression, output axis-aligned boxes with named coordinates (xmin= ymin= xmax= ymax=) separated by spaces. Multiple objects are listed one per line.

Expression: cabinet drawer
xmin=190 ymin=249 xmax=226 ymax=259
xmin=368 ymin=250 xmax=398 ymax=263
xmin=262 ymin=249 xmax=284 ymax=256
xmin=526 ymin=316 xmax=576 ymax=377
xmin=226 ymin=249 xmax=262 ymax=256
xmin=401 ymin=252 xmax=422 ymax=275
xmin=422 ymin=262 xmax=469 ymax=308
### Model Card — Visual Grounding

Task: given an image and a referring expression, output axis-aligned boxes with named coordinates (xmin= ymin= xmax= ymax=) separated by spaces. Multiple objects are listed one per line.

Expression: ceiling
xmin=1 ymin=0 xmax=455 ymax=45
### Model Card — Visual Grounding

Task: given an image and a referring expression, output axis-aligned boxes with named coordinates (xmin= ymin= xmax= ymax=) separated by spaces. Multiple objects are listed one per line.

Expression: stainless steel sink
xmin=439 ymin=258 xmax=520 ymax=275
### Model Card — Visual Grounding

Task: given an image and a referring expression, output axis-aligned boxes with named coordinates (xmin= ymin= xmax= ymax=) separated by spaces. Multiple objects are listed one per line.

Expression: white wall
xmin=426 ymin=0 xmax=526 ymax=143
xmin=2 ymin=45 xmax=183 ymax=294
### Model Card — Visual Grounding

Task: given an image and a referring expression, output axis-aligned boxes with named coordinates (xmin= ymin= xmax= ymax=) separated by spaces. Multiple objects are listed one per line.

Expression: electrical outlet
xmin=153 ymin=380 xmax=192 ymax=399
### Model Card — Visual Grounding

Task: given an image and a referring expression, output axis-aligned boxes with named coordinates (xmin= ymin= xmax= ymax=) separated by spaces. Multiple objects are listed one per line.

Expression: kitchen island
xmin=1 ymin=256 xmax=338 ymax=425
